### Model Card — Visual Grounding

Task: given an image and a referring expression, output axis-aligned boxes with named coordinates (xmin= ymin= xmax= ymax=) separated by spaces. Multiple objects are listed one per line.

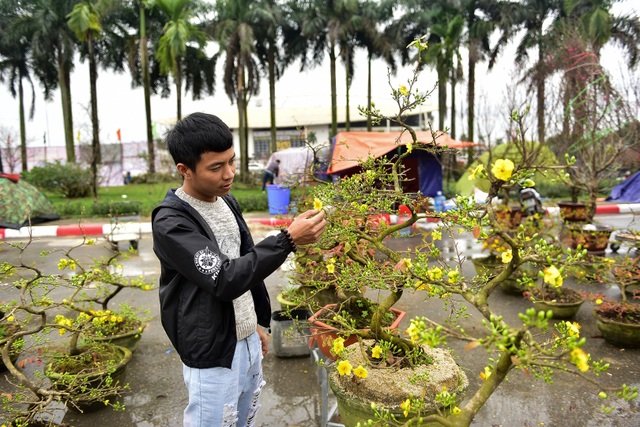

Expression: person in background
xmin=151 ymin=112 xmax=326 ymax=427
xmin=261 ymin=159 xmax=280 ymax=192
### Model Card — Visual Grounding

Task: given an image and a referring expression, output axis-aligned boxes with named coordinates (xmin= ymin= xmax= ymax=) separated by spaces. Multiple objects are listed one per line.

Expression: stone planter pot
xmin=594 ymin=312 xmax=640 ymax=348
xmin=85 ymin=323 xmax=146 ymax=353
xmin=46 ymin=344 xmax=132 ymax=412
xmin=530 ymin=288 xmax=585 ymax=319
xmin=329 ymin=341 xmax=468 ymax=427
xmin=557 ymin=201 xmax=588 ymax=223
xmin=561 ymin=224 xmax=613 ymax=255
xmin=471 ymin=255 xmax=536 ymax=295
xmin=308 ymin=303 xmax=406 ymax=361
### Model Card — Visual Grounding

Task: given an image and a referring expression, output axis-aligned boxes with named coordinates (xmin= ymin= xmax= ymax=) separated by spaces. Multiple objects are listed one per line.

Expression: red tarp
xmin=328 ymin=131 xmax=475 ymax=174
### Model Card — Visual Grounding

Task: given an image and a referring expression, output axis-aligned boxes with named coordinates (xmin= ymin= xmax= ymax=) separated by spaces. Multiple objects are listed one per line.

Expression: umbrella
xmin=0 ymin=174 xmax=59 ymax=229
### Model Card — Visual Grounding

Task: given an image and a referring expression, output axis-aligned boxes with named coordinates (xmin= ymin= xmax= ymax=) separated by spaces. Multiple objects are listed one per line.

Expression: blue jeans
xmin=262 ymin=170 xmax=274 ymax=191
xmin=183 ymin=332 xmax=265 ymax=427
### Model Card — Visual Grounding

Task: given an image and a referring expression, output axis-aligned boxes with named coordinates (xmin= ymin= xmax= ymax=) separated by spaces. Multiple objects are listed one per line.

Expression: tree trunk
xmin=345 ymin=47 xmax=351 ymax=131
xmin=237 ymin=64 xmax=248 ymax=180
xmin=268 ymin=44 xmax=277 ymax=154
xmin=437 ymin=61 xmax=447 ymax=131
xmin=329 ymin=43 xmax=337 ymax=139
xmin=367 ymin=54 xmax=372 ymax=132
xmin=140 ymin=6 xmax=155 ymax=174
xmin=18 ymin=77 xmax=27 ymax=172
xmin=467 ymin=47 xmax=476 ymax=166
xmin=89 ymin=34 xmax=100 ymax=200
xmin=451 ymin=69 xmax=456 ymax=140
xmin=176 ymin=62 xmax=182 ymax=121
xmin=58 ymin=47 xmax=75 ymax=162
xmin=537 ymin=44 xmax=545 ymax=144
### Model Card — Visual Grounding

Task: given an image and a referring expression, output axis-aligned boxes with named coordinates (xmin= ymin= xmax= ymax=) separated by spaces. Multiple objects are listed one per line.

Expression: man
xmin=261 ymin=158 xmax=280 ymax=192
xmin=151 ymin=112 xmax=326 ymax=427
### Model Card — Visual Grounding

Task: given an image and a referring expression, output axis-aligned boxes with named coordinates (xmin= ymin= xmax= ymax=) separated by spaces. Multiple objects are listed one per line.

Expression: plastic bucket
xmin=271 ymin=309 xmax=313 ymax=358
xmin=267 ymin=184 xmax=290 ymax=215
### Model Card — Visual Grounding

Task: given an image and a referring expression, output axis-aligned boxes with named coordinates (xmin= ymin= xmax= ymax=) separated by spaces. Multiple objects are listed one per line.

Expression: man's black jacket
xmin=152 ymin=189 xmax=295 ymax=369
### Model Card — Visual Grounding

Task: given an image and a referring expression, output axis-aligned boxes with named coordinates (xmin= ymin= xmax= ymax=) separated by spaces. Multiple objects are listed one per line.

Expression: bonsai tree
xmin=0 ymin=232 xmax=153 ymax=424
xmin=553 ymin=29 xmax=637 ymax=223
xmin=293 ymin=37 xmax=637 ymax=426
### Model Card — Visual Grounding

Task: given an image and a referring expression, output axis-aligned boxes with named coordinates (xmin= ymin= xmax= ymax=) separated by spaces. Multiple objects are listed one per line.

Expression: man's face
xmin=178 ymin=148 xmax=236 ymax=202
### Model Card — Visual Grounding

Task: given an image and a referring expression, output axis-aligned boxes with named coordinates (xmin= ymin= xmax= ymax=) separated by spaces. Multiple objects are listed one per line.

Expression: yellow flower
xmin=570 ymin=348 xmax=589 ymax=372
xmin=313 ymin=198 xmax=323 ymax=211
xmin=371 ymin=345 xmax=382 ymax=359
xmin=431 ymin=229 xmax=442 ymax=241
xmin=501 ymin=250 xmax=513 ymax=264
xmin=480 ymin=366 xmax=492 ymax=381
xmin=406 ymin=142 xmax=413 ymax=153
xmin=447 ymin=268 xmax=460 ymax=284
xmin=6 ymin=315 xmax=14 ymax=322
xmin=326 ymin=263 xmax=335 ymax=274
xmin=353 ymin=365 xmax=368 ymax=379
xmin=566 ymin=321 xmax=581 ymax=338
xmin=57 ymin=258 xmax=68 ymax=270
xmin=337 ymin=360 xmax=352 ymax=376
xmin=595 ymin=298 xmax=603 ymax=305
xmin=452 ymin=406 xmax=461 ymax=415
xmin=59 ymin=328 xmax=66 ymax=336
xmin=543 ymin=266 xmax=563 ymax=288
xmin=406 ymin=323 xmax=419 ymax=342
xmin=491 ymin=159 xmax=515 ymax=181
xmin=399 ymin=84 xmax=409 ymax=96
xmin=332 ymin=337 xmax=345 ymax=355
xmin=428 ymin=266 xmax=443 ymax=281
xmin=468 ymin=164 xmax=484 ymax=180
xmin=401 ymin=258 xmax=412 ymax=269
xmin=400 ymin=398 xmax=411 ymax=417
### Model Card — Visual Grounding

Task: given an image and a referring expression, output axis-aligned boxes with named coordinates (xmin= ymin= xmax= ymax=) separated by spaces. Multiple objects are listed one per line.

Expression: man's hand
xmin=287 ymin=209 xmax=327 ymax=246
xmin=257 ymin=326 xmax=269 ymax=356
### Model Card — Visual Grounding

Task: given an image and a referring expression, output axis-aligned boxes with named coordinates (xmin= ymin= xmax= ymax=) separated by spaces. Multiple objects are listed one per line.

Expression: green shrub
xmin=22 ymin=161 xmax=92 ymax=198
xmin=235 ymin=193 xmax=268 ymax=212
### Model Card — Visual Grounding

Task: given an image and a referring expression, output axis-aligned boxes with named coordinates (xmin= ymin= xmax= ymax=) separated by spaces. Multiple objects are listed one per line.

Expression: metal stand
xmin=310 ymin=347 xmax=344 ymax=427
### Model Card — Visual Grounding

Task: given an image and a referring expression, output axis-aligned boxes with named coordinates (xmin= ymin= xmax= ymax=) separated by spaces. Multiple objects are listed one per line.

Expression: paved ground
xmin=1 ymin=216 xmax=639 ymax=426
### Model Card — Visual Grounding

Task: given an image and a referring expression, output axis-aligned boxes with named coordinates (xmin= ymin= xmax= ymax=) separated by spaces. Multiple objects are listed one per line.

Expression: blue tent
xmin=607 ymin=171 xmax=640 ymax=203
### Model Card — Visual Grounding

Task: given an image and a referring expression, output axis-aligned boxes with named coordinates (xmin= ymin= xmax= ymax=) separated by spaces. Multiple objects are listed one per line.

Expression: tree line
xmin=1 ymin=0 xmax=638 ymax=188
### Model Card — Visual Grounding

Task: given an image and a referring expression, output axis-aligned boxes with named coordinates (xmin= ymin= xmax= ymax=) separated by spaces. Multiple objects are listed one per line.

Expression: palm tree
xmin=67 ymin=0 xmax=115 ymax=198
xmin=358 ymin=0 xmax=396 ymax=132
xmin=154 ymin=0 xmax=207 ymax=121
xmin=26 ymin=0 xmax=79 ymax=163
xmin=0 ymin=0 xmax=37 ymax=172
xmin=211 ymin=0 xmax=263 ymax=179
xmin=253 ymin=0 xmax=284 ymax=154
xmin=492 ymin=0 xmax=563 ymax=145
xmin=423 ymin=14 xmax=465 ymax=136
xmin=463 ymin=0 xmax=499 ymax=164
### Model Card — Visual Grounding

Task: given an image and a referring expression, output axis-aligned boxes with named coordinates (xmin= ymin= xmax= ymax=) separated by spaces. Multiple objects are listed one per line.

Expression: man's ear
xmin=176 ymin=163 xmax=190 ymax=179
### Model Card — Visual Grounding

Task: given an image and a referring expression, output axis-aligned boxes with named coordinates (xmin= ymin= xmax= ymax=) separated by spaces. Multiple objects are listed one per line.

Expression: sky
xmin=1 ymin=1 xmax=638 ymax=150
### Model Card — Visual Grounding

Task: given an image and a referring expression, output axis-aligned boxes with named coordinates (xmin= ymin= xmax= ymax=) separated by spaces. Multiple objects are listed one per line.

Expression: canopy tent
xmin=265 ymin=146 xmax=332 ymax=183
xmin=327 ymin=131 xmax=475 ymax=197
xmin=607 ymin=171 xmax=640 ymax=203
xmin=0 ymin=174 xmax=59 ymax=229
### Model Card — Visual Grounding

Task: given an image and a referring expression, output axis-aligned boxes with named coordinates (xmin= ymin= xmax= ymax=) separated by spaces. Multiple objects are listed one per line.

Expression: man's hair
xmin=165 ymin=112 xmax=233 ymax=171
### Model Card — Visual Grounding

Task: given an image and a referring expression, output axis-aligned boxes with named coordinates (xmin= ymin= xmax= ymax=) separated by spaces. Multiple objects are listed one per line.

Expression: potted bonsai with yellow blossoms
xmin=0 ymin=234 xmax=154 ymax=423
xmin=295 ymin=37 xmax=637 ymax=427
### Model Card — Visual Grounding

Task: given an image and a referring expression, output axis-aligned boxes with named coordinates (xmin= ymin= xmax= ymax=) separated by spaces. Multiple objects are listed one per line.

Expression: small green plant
xmin=21 ymin=161 xmax=93 ymax=198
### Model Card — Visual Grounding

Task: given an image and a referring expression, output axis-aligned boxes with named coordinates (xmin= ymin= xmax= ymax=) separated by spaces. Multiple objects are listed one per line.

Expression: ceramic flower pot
xmin=471 ymin=255 xmax=535 ymax=295
xmin=308 ymin=303 xmax=406 ymax=361
xmin=86 ymin=323 xmax=147 ymax=353
xmin=594 ymin=312 xmax=640 ymax=348
xmin=45 ymin=344 xmax=132 ymax=412
xmin=328 ymin=341 xmax=468 ymax=427
xmin=561 ymin=224 xmax=613 ymax=255
xmin=557 ymin=201 xmax=588 ymax=223
xmin=530 ymin=288 xmax=585 ymax=319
